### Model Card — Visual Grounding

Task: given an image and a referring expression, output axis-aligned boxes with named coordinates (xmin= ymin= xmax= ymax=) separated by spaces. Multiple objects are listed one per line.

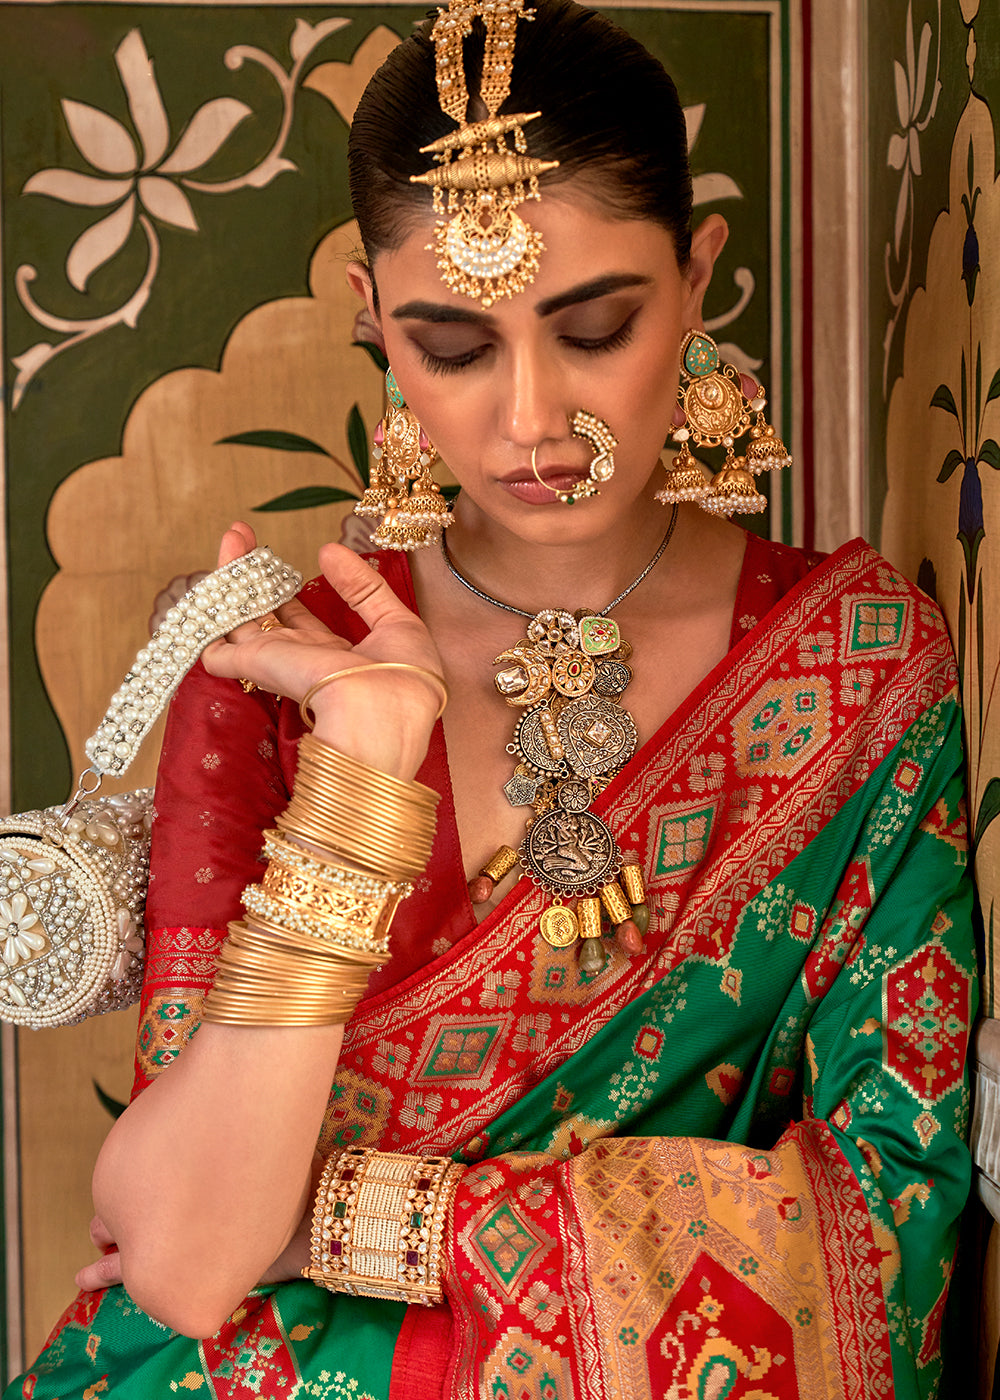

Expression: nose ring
xmin=529 ymin=411 xmax=619 ymax=505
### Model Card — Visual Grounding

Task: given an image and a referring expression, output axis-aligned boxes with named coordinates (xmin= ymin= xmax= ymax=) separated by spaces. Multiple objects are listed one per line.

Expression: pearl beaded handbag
xmin=0 ymin=547 xmax=302 ymax=1029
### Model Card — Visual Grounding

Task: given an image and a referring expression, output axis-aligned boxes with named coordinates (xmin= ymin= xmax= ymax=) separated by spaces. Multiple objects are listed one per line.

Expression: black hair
xmin=348 ymin=0 xmax=693 ymax=269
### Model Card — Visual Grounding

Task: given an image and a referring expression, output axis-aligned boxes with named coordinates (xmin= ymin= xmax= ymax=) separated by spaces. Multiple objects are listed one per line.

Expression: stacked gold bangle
xmin=303 ymin=1146 xmax=464 ymax=1306
xmin=282 ymin=736 xmax=439 ymax=882
xmin=202 ymin=670 xmax=444 ymax=1027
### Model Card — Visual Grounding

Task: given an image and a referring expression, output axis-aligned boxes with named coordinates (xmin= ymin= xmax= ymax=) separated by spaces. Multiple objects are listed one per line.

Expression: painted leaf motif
xmin=62 ymin=99 xmax=137 ymax=175
xmin=242 ymin=154 xmax=297 ymax=190
xmin=894 ymin=58 xmax=910 ymax=128
xmin=219 ymin=430 xmax=332 ymax=455
xmin=684 ymin=103 xmax=706 ymax=152
xmin=908 ymin=125 xmax=922 ymax=178
xmin=116 ymin=30 xmax=170 ymax=170
xmin=930 ymin=383 xmax=960 ymax=420
xmin=692 ymin=173 xmax=743 ymax=206
xmin=352 ymin=339 xmax=388 ymax=373
xmin=253 ymin=487 xmax=359 ymax=513
xmin=914 ymin=21 xmax=931 ymax=117
xmin=138 ymin=176 xmax=198 ymax=231
xmin=937 ymin=450 xmax=964 ymax=483
xmin=22 ymin=169 xmax=131 ymax=207
xmin=887 ymin=133 xmax=908 ymax=170
xmin=66 ymin=196 xmax=136 ymax=291
xmin=289 ymin=15 xmax=350 ymax=64
xmin=348 ymin=404 xmax=369 ymax=484
xmin=978 ymin=439 xmax=1000 ymax=471
xmin=894 ymin=167 xmax=909 ymax=259
xmin=975 ymin=778 xmax=1000 ymax=847
xmin=159 ymin=99 xmax=253 ymax=175
xmin=986 ymin=368 xmax=1000 ymax=406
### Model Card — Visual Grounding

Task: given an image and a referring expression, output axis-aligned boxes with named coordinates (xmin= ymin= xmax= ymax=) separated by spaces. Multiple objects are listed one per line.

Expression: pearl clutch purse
xmin=0 ymin=547 xmax=302 ymax=1029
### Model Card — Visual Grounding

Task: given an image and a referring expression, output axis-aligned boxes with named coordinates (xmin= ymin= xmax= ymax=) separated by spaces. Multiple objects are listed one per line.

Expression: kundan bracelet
xmin=303 ymin=1146 xmax=464 ymax=1306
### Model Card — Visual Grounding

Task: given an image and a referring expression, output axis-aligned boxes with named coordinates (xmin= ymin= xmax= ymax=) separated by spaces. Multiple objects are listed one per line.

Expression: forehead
xmin=373 ymin=188 xmax=683 ymax=316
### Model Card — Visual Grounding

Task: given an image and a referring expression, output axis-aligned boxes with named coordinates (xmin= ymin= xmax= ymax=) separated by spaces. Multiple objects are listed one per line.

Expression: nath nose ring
xmin=529 ymin=411 xmax=618 ymax=505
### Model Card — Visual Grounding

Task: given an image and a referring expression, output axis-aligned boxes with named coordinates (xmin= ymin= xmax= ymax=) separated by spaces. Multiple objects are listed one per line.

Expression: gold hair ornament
xmin=656 ymin=330 xmax=791 ymax=516
xmin=410 ymin=0 xmax=559 ymax=307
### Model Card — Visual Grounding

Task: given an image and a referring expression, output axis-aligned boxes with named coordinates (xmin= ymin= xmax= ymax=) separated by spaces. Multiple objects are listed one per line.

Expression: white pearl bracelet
xmin=84 ymin=547 xmax=302 ymax=779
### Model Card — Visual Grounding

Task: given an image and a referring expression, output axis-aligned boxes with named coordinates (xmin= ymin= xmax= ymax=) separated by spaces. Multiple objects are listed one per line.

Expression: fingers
xmin=215 ymin=521 xmax=257 ymax=571
xmin=317 ymin=542 xmax=425 ymax=637
xmin=75 ymin=1249 xmax=123 ymax=1293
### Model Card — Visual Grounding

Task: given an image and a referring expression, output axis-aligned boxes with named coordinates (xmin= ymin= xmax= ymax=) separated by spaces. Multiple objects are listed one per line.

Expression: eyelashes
xmin=563 ymin=314 xmax=637 ymax=356
xmin=416 ymin=312 xmax=638 ymax=376
xmin=418 ymin=345 xmax=486 ymax=375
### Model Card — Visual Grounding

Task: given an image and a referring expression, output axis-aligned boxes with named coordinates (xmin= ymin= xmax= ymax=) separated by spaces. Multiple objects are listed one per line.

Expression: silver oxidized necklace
xmin=440 ymin=505 xmax=677 ymax=973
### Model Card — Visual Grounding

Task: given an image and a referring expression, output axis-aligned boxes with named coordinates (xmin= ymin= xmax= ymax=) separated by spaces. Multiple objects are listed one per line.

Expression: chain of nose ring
xmin=530 ymin=411 xmax=619 ymax=505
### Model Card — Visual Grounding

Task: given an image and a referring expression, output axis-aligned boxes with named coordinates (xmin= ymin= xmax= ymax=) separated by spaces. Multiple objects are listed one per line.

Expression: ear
xmin=346 ymin=260 xmax=380 ymax=322
xmin=680 ymin=215 xmax=729 ymax=328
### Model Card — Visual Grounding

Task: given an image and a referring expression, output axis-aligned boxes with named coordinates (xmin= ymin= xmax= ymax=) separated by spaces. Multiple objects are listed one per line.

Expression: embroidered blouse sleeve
xmin=132 ymin=664 xmax=289 ymax=1096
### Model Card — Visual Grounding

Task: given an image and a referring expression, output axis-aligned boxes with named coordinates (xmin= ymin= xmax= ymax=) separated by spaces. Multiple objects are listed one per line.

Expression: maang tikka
xmin=656 ymin=329 xmax=792 ymax=516
xmin=355 ymin=368 xmax=453 ymax=551
xmin=410 ymin=0 xmax=560 ymax=307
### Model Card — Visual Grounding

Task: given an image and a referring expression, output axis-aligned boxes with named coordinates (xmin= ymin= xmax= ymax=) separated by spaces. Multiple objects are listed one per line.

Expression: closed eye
xmin=416 ymin=343 xmax=492 ymax=375
xmin=561 ymin=312 xmax=637 ymax=355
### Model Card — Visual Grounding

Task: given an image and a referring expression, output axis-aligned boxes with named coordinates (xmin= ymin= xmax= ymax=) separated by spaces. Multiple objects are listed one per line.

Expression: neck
xmin=439 ymin=483 xmax=675 ymax=615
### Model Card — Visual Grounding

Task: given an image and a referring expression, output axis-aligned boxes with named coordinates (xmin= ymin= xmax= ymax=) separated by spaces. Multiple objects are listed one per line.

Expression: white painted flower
xmin=22 ymin=29 xmax=253 ymax=292
xmin=0 ymin=894 xmax=46 ymax=967
xmin=886 ymin=1 xmax=941 ymax=259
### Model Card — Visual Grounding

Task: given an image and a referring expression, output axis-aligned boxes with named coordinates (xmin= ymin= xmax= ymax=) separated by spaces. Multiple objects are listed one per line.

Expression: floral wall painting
xmin=879 ymin=5 xmax=1000 ymax=1020
xmin=0 ymin=2 xmax=797 ymax=1370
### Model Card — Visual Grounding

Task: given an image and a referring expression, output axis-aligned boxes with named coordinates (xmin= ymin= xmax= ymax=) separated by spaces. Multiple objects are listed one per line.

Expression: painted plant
xmin=930 ymin=133 xmax=1000 ymax=854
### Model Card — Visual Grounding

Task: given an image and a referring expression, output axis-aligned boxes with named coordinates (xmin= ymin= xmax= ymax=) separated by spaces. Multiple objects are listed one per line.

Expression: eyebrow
xmin=390 ymin=273 xmax=653 ymax=326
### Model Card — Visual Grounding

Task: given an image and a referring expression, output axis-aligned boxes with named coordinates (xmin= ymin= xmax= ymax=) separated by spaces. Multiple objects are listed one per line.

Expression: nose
xmin=501 ymin=341 xmax=571 ymax=450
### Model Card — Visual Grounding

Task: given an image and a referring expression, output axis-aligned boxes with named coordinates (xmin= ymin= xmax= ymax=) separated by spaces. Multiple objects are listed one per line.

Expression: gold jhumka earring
xmin=409 ymin=0 xmax=560 ymax=307
xmin=354 ymin=369 xmax=453 ymax=551
xmin=656 ymin=330 xmax=791 ymax=516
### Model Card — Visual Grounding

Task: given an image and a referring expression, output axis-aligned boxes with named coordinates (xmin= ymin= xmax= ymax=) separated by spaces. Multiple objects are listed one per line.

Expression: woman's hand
xmin=75 ymin=1188 xmax=313 ymax=1296
xmin=202 ymin=522 xmax=446 ymax=780
xmin=75 ymin=1215 xmax=122 ymax=1293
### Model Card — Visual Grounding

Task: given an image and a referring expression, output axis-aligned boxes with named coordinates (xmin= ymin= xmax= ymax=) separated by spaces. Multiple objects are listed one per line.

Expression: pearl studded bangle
xmin=85 ymin=547 xmax=302 ymax=778
xmin=303 ymin=1147 xmax=463 ymax=1306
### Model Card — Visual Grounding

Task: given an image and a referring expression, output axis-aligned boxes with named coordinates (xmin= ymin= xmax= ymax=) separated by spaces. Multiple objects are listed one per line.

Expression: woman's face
xmin=353 ymin=189 xmax=726 ymax=542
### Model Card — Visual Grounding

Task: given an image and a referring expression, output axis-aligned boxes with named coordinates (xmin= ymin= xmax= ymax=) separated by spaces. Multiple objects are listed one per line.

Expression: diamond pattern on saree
xmin=732 ymin=677 xmax=831 ymax=779
xmin=318 ymin=1068 xmax=391 ymax=1152
xmin=466 ymin=1197 xmax=554 ymax=1296
xmin=482 ymin=1329 xmax=574 ymax=1399
xmin=413 ymin=1014 xmax=505 ymax=1087
xmin=650 ymin=802 xmax=716 ymax=880
xmin=841 ymin=596 xmax=913 ymax=659
xmin=883 ymin=943 xmax=970 ymax=1106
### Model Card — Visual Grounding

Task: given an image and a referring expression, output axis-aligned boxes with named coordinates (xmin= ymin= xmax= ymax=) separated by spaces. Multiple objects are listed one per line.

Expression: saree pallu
xmin=12 ymin=538 xmax=976 ymax=1400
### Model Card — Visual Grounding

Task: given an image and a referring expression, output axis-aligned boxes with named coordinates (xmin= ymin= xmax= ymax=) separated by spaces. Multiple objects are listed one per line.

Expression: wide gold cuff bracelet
xmin=303 ymin=1146 xmax=463 ymax=1307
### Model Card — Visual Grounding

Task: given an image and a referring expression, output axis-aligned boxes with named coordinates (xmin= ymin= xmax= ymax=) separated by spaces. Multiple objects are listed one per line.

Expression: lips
xmin=499 ymin=464 xmax=590 ymax=505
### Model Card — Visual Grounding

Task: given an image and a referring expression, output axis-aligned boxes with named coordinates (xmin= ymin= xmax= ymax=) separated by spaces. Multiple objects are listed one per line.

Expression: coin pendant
xmin=540 ymin=903 xmax=580 ymax=947
xmin=593 ymin=659 xmax=633 ymax=698
xmin=520 ymin=807 xmax=622 ymax=897
xmin=556 ymin=776 xmax=592 ymax=812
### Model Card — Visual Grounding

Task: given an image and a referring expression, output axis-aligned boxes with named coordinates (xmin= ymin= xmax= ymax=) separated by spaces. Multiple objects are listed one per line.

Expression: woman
xmin=12 ymin=2 xmax=975 ymax=1397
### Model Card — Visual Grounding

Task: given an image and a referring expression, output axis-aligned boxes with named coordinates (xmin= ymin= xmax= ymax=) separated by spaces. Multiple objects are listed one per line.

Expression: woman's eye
xmin=416 ymin=343 xmax=490 ymax=374
xmin=561 ymin=313 xmax=637 ymax=355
